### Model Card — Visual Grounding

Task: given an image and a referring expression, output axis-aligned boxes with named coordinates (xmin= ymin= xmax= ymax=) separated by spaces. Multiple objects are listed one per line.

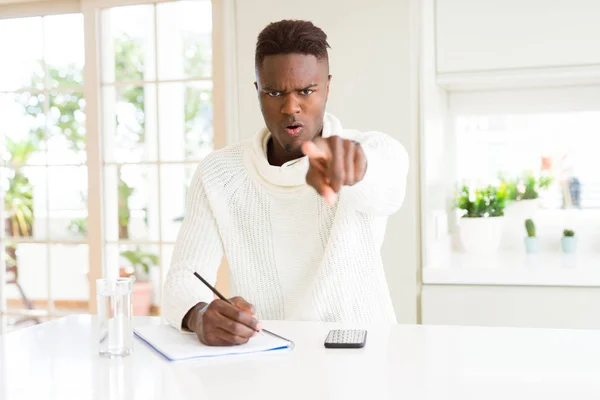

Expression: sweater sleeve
xmin=339 ymin=131 xmax=409 ymax=216
xmin=162 ymin=165 xmax=224 ymax=332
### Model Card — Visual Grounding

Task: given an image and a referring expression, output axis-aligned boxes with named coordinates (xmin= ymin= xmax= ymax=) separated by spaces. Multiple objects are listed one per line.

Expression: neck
xmin=267 ymin=130 xmax=324 ymax=167
xmin=267 ymin=138 xmax=303 ymax=167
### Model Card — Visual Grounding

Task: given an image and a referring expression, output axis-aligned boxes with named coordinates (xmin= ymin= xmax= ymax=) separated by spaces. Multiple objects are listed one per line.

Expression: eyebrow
xmin=261 ymin=83 xmax=318 ymax=92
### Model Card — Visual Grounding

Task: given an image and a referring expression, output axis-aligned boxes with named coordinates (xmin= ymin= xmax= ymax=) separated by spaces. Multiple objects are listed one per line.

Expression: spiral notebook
xmin=134 ymin=324 xmax=293 ymax=361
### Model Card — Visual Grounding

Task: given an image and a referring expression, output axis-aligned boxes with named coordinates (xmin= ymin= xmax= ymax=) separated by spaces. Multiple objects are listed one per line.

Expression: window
xmin=0 ymin=0 xmax=217 ymax=331
xmin=422 ymin=86 xmax=600 ymax=266
xmin=452 ymin=109 xmax=600 ymax=255
xmin=99 ymin=1 xmax=213 ymax=311
xmin=0 ymin=14 xmax=87 ymax=324
xmin=455 ymin=112 xmax=600 ymax=210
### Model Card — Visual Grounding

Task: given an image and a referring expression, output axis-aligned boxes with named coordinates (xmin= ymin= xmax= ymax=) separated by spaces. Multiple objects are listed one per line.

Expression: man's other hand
xmin=187 ymin=296 xmax=262 ymax=346
xmin=302 ymin=136 xmax=367 ymax=205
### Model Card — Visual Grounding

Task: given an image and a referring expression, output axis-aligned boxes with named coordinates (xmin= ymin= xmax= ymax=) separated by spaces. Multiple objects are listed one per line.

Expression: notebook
xmin=134 ymin=324 xmax=293 ymax=361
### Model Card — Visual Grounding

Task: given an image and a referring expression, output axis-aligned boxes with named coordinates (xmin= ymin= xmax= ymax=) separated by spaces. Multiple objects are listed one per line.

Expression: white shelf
xmin=423 ymin=251 xmax=600 ymax=287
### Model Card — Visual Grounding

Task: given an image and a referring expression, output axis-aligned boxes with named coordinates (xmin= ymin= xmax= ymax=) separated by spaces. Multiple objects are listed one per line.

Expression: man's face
xmin=255 ymin=53 xmax=331 ymax=156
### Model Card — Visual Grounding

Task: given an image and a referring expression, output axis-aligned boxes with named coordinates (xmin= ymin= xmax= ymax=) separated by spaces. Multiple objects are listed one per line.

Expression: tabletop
xmin=2 ymin=315 xmax=600 ymax=399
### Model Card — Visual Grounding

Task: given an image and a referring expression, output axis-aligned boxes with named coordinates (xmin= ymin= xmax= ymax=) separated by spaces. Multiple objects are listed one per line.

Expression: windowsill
xmin=423 ymin=248 xmax=600 ymax=287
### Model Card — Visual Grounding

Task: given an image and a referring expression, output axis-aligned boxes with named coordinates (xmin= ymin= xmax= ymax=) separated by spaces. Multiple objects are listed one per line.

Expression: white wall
xmin=233 ymin=0 xmax=420 ymax=323
xmin=422 ymin=285 xmax=600 ymax=330
xmin=435 ymin=0 xmax=600 ymax=74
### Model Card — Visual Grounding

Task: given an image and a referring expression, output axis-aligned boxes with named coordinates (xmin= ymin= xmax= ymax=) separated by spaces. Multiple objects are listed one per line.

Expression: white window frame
xmin=0 ymin=0 xmax=237 ymax=318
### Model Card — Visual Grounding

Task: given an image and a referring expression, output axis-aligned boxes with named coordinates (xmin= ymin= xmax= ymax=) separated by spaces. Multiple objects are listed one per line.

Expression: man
xmin=163 ymin=20 xmax=408 ymax=346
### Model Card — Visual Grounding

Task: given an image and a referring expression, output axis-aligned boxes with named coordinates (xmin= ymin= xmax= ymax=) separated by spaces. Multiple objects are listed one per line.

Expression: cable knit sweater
xmin=163 ymin=113 xmax=409 ymax=330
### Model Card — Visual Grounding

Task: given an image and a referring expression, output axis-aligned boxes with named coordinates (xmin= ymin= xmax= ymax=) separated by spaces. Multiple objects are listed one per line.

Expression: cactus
xmin=563 ymin=229 xmax=575 ymax=237
xmin=525 ymin=219 xmax=536 ymax=237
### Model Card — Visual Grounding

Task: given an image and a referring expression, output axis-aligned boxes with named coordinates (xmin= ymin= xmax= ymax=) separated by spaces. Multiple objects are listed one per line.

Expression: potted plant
xmin=455 ymin=183 xmax=506 ymax=254
xmin=561 ymin=229 xmax=576 ymax=254
xmin=523 ymin=219 xmax=539 ymax=254
xmin=501 ymin=171 xmax=552 ymax=218
xmin=119 ymin=247 xmax=159 ymax=316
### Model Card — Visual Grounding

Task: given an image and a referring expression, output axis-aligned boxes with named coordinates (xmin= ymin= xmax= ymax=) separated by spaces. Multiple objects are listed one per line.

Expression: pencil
xmin=192 ymin=271 xmax=292 ymax=343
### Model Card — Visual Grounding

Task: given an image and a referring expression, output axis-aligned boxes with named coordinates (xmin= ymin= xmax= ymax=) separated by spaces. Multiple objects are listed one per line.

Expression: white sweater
xmin=163 ymin=113 xmax=409 ymax=329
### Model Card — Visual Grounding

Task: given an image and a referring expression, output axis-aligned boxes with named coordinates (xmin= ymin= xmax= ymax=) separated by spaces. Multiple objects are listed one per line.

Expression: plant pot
xmin=131 ymin=281 xmax=153 ymax=316
xmin=459 ymin=216 xmax=504 ymax=254
xmin=561 ymin=237 xmax=577 ymax=254
xmin=500 ymin=199 xmax=540 ymax=251
xmin=523 ymin=237 xmax=539 ymax=254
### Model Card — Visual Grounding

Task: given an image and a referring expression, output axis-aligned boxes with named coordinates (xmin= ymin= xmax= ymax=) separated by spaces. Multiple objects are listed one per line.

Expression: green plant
xmin=500 ymin=172 xmax=553 ymax=201
xmin=68 ymin=218 xmax=87 ymax=236
xmin=525 ymin=219 xmax=536 ymax=237
xmin=3 ymin=135 xmax=39 ymax=238
xmin=538 ymin=175 xmax=552 ymax=190
xmin=120 ymin=247 xmax=159 ymax=280
xmin=563 ymin=229 xmax=575 ymax=237
xmin=4 ymin=170 xmax=34 ymax=237
xmin=117 ymin=173 xmax=134 ymax=240
xmin=455 ymin=184 xmax=506 ymax=218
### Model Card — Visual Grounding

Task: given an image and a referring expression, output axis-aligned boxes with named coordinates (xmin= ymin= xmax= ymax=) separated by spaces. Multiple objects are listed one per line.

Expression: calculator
xmin=324 ymin=329 xmax=367 ymax=348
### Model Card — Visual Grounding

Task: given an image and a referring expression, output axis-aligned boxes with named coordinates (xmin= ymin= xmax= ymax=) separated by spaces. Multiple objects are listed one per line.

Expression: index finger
xmin=301 ymin=137 xmax=330 ymax=161
xmin=214 ymin=300 xmax=261 ymax=331
xmin=229 ymin=296 xmax=255 ymax=315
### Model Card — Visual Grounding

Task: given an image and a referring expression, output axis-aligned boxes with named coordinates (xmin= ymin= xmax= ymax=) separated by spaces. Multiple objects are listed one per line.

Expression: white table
xmin=2 ymin=315 xmax=600 ymax=399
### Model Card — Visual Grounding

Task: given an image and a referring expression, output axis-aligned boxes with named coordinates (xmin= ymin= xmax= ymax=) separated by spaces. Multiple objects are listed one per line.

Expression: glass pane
xmin=48 ymin=166 xmax=88 ymax=240
xmin=44 ymin=14 xmax=84 ymax=88
xmin=106 ymin=244 xmax=159 ymax=316
xmin=0 ymin=93 xmax=47 ymax=166
xmin=160 ymin=164 xmax=197 ymax=242
xmin=0 ymin=17 xmax=44 ymax=91
xmin=5 ymin=243 xmax=48 ymax=314
xmin=102 ymin=85 xmax=157 ymax=163
xmin=158 ymin=81 xmax=213 ymax=161
xmin=103 ymin=165 xmax=159 ymax=242
xmin=47 ymin=92 xmax=86 ymax=165
xmin=3 ymin=167 xmax=48 ymax=241
xmin=455 ymin=112 xmax=600 ymax=210
xmin=50 ymin=245 xmax=89 ymax=315
xmin=101 ymin=5 xmax=156 ymax=83
xmin=157 ymin=0 xmax=212 ymax=80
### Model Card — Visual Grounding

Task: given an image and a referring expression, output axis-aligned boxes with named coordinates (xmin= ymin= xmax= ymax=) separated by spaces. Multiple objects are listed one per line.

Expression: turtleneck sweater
xmin=163 ymin=113 xmax=409 ymax=329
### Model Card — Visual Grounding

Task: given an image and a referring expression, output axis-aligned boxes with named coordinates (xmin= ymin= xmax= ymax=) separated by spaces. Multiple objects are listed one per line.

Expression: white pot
xmin=459 ymin=216 xmax=505 ymax=254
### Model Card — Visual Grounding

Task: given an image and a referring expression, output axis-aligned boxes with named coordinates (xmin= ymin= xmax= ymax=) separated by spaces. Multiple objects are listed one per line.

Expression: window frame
xmin=0 ymin=0 xmax=236 ymax=318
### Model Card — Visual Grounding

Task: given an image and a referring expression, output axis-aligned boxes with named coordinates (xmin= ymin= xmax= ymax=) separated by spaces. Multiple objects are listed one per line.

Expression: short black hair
xmin=255 ymin=20 xmax=331 ymax=69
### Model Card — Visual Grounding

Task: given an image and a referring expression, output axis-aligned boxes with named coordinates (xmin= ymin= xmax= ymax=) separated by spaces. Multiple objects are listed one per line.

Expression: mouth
xmin=284 ymin=122 xmax=304 ymax=137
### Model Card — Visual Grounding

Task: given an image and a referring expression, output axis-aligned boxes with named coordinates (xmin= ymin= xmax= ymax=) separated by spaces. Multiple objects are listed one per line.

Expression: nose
xmin=281 ymin=93 xmax=301 ymax=115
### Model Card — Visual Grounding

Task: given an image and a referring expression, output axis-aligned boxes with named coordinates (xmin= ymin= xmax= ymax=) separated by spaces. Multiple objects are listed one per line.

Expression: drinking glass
xmin=96 ymin=277 xmax=134 ymax=357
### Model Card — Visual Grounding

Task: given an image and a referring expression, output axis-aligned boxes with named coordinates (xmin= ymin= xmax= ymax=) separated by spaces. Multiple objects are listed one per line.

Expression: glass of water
xmin=96 ymin=277 xmax=134 ymax=357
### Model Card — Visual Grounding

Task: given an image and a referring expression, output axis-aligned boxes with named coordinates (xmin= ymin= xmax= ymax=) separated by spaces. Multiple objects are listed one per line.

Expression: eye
xmin=300 ymin=89 xmax=314 ymax=95
xmin=267 ymin=91 xmax=282 ymax=97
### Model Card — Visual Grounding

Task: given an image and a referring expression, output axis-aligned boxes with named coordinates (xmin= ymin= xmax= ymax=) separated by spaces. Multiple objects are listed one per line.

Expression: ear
xmin=326 ymin=75 xmax=332 ymax=97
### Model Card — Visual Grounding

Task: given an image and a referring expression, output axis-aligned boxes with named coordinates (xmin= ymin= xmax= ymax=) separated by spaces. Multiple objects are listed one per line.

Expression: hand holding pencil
xmin=185 ymin=271 xmax=291 ymax=346
xmin=185 ymin=296 xmax=262 ymax=346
